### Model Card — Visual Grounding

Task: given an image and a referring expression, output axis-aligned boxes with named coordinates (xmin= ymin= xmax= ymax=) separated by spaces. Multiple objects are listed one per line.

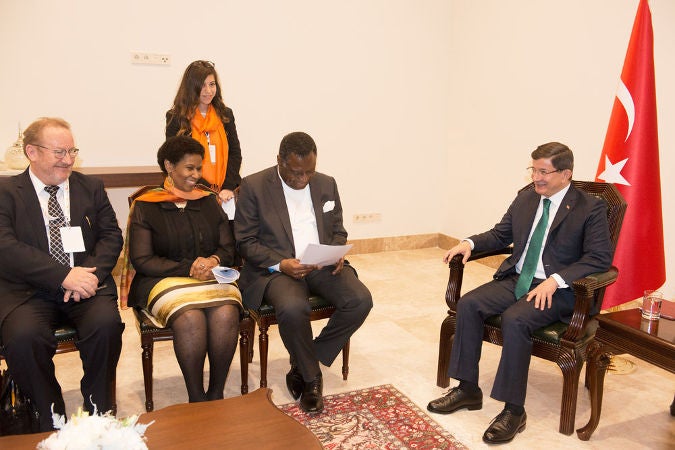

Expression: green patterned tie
xmin=515 ymin=198 xmax=551 ymax=299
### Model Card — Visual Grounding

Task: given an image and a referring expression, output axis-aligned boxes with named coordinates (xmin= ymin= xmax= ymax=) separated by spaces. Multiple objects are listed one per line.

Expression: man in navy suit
xmin=235 ymin=131 xmax=372 ymax=413
xmin=0 ymin=117 xmax=123 ymax=431
xmin=427 ymin=142 xmax=612 ymax=444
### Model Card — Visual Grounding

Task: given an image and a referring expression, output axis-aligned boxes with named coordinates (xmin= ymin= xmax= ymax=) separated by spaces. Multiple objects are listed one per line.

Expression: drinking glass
xmin=641 ymin=290 xmax=663 ymax=320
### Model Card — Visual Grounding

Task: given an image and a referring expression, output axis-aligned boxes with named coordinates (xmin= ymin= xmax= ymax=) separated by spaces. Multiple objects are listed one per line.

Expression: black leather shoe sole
xmin=427 ymin=399 xmax=482 ymax=414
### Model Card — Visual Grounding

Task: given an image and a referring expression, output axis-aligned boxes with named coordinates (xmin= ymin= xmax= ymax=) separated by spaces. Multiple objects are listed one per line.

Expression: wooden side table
xmin=576 ymin=309 xmax=675 ymax=440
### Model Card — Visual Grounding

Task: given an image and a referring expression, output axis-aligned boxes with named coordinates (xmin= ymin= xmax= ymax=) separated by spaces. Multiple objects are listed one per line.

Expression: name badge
xmin=209 ymin=144 xmax=216 ymax=162
xmin=60 ymin=226 xmax=85 ymax=252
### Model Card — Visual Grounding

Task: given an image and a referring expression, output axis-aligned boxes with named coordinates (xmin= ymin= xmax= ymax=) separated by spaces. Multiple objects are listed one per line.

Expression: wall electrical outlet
xmin=131 ymin=52 xmax=171 ymax=66
xmin=353 ymin=213 xmax=382 ymax=223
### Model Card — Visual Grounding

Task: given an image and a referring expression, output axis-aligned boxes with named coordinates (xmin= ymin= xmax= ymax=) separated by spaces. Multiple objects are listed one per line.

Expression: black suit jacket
xmin=0 ymin=169 xmax=123 ymax=324
xmin=471 ymin=183 xmax=613 ymax=285
xmin=234 ymin=166 xmax=347 ymax=308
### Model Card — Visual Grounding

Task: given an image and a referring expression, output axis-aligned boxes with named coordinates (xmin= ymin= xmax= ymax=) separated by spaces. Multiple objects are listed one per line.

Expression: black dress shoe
xmin=299 ymin=374 xmax=324 ymax=414
xmin=427 ymin=386 xmax=483 ymax=414
xmin=286 ymin=365 xmax=304 ymax=400
xmin=482 ymin=409 xmax=527 ymax=444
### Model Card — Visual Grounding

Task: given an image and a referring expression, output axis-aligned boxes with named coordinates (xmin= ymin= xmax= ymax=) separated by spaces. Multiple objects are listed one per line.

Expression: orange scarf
xmin=191 ymin=105 xmax=229 ymax=191
xmin=118 ymin=179 xmax=215 ymax=308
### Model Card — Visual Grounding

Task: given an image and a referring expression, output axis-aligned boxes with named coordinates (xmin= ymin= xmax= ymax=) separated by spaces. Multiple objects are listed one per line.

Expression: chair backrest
xmin=128 ymin=185 xmax=159 ymax=207
xmin=518 ymin=180 xmax=627 ymax=251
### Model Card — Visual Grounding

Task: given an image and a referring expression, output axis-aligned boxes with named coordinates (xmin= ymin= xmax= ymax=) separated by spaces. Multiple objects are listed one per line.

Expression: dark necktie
xmin=514 ymin=198 xmax=551 ymax=299
xmin=44 ymin=185 xmax=70 ymax=266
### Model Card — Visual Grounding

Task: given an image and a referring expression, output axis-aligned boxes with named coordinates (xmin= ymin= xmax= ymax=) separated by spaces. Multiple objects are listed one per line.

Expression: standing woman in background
xmin=166 ymin=60 xmax=242 ymax=203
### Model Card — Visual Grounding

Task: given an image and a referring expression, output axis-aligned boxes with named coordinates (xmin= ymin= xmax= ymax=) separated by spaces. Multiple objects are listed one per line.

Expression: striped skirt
xmin=142 ymin=277 xmax=242 ymax=328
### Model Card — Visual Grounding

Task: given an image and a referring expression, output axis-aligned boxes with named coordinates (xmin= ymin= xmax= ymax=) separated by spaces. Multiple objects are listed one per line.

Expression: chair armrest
xmin=571 ymin=266 xmax=619 ymax=299
xmin=466 ymin=247 xmax=514 ymax=262
xmin=445 ymin=247 xmax=513 ymax=309
xmin=563 ymin=266 xmax=619 ymax=341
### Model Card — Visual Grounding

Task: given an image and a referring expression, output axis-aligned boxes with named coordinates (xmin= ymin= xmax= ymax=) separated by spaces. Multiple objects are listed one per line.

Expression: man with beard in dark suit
xmin=0 ymin=117 xmax=124 ymax=431
xmin=235 ymin=131 xmax=372 ymax=413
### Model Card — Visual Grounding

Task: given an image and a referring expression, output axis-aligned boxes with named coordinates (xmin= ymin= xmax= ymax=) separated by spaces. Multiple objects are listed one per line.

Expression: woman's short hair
xmin=157 ymin=136 xmax=205 ymax=174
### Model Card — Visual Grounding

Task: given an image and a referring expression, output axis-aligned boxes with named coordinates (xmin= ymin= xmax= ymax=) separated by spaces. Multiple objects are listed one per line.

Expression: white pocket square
xmin=323 ymin=201 xmax=335 ymax=213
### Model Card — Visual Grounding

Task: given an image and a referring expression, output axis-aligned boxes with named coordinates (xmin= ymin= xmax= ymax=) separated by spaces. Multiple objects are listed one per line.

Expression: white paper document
xmin=221 ymin=198 xmax=236 ymax=219
xmin=300 ymin=243 xmax=353 ymax=267
xmin=211 ymin=266 xmax=240 ymax=284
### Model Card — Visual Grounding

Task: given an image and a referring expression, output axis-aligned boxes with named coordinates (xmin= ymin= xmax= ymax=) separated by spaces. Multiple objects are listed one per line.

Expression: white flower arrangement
xmin=37 ymin=404 xmax=153 ymax=450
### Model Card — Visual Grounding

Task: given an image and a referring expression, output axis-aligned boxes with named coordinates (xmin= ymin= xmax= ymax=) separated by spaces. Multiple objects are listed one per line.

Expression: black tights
xmin=171 ymin=305 xmax=240 ymax=402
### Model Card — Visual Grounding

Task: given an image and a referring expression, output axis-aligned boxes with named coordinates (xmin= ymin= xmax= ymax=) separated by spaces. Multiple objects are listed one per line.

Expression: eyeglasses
xmin=30 ymin=143 xmax=80 ymax=159
xmin=527 ymin=167 xmax=561 ymax=177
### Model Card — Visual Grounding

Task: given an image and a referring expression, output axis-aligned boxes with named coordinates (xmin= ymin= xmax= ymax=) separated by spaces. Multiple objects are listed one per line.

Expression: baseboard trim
xmin=347 ymin=233 xmax=458 ymax=255
xmin=347 ymin=233 xmax=505 ymax=269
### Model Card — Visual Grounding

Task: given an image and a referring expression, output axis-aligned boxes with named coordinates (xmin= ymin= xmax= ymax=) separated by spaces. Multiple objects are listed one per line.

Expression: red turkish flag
xmin=595 ymin=0 xmax=664 ymax=309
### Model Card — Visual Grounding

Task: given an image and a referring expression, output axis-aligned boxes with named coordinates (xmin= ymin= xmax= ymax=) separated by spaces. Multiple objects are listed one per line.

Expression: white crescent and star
xmin=616 ymin=80 xmax=635 ymax=142
xmin=597 ymin=79 xmax=634 ymax=187
xmin=597 ymin=155 xmax=631 ymax=186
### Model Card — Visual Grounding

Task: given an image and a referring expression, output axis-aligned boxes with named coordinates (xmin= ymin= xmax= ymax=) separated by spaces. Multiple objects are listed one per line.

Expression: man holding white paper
xmin=300 ymin=243 xmax=353 ymax=267
xmin=235 ymin=131 xmax=372 ymax=414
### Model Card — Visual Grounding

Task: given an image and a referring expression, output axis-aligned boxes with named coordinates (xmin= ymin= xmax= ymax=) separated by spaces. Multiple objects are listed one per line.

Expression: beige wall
xmin=1 ymin=0 xmax=673 ymax=297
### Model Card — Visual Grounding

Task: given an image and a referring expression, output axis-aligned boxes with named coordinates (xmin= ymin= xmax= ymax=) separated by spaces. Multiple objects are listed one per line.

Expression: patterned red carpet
xmin=279 ymin=384 xmax=466 ymax=449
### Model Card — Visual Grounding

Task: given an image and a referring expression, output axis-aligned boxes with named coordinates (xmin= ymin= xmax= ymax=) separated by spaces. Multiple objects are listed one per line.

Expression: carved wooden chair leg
xmin=584 ymin=359 xmax=592 ymax=388
xmin=436 ymin=316 xmax=455 ymax=388
xmin=248 ymin=329 xmax=255 ymax=363
xmin=557 ymin=352 xmax=582 ymax=435
xmin=258 ymin=324 xmax=270 ymax=388
xmin=239 ymin=317 xmax=252 ymax=394
xmin=341 ymin=340 xmax=350 ymax=380
xmin=141 ymin=339 xmax=155 ymax=412
xmin=436 ymin=318 xmax=455 ymax=388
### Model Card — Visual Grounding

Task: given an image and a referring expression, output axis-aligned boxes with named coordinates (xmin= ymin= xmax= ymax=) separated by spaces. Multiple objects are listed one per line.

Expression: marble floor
xmin=54 ymin=248 xmax=674 ymax=449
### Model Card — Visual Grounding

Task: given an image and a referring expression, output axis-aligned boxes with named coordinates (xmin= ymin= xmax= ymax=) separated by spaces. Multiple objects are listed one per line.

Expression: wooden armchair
xmin=436 ymin=180 xmax=626 ymax=435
